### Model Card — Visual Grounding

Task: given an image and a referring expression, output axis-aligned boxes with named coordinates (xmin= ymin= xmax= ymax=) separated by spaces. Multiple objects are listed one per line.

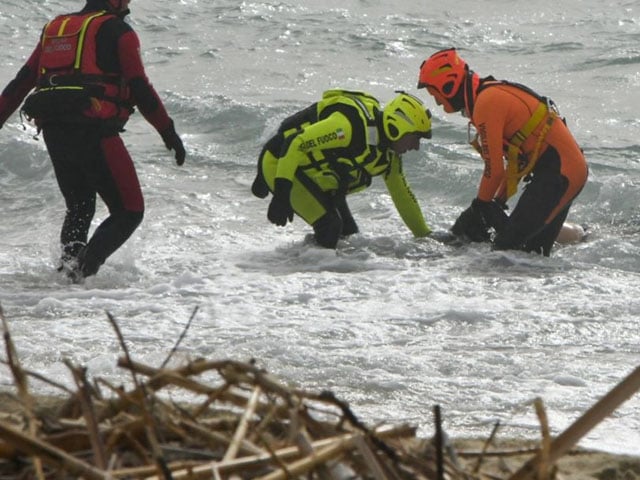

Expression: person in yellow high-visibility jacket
xmin=252 ymin=90 xmax=433 ymax=248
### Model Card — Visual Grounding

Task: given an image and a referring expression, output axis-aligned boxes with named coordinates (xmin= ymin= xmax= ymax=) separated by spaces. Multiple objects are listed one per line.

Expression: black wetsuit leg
xmin=493 ymin=147 xmax=568 ymax=256
xmin=523 ymin=204 xmax=570 ymax=256
xmin=293 ymin=169 xmax=344 ymax=248
xmin=43 ymin=124 xmax=144 ymax=278
xmin=313 ymin=211 xmax=343 ymax=248
xmin=311 ymin=194 xmax=358 ymax=247
xmin=335 ymin=194 xmax=358 ymax=236
xmin=44 ymin=124 xmax=98 ymax=263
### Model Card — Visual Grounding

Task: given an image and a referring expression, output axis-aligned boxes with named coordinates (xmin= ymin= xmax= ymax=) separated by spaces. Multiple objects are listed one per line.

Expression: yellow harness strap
xmin=41 ymin=11 xmax=106 ymax=73
xmin=505 ymin=102 xmax=557 ymax=198
xmin=74 ymin=12 xmax=107 ymax=69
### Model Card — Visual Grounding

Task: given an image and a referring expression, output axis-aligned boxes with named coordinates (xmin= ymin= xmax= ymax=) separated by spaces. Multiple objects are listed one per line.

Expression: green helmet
xmin=383 ymin=92 xmax=432 ymax=141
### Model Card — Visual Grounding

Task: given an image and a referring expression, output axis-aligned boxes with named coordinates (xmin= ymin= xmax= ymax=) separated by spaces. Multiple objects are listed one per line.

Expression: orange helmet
xmin=417 ymin=48 xmax=469 ymax=113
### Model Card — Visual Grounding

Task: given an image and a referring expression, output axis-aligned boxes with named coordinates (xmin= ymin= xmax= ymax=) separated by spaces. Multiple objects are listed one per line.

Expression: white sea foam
xmin=0 ymin=0 xmax=639 ymax=456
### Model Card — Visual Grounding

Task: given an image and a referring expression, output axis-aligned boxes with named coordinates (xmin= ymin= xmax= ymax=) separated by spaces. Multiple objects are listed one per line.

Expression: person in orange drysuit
xmin=417 ymin=48 xmax=588 ymax=256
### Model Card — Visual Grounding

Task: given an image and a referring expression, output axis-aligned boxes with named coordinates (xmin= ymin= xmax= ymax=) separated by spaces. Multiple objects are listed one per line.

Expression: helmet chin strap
xmin=463 ymin=70 xmax=477 ymax=117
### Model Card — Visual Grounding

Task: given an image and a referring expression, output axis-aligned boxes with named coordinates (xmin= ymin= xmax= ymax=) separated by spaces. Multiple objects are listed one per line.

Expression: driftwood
xmin=0 ymin=305 xmax=639 ymax=480
xmin=507 ymin=365 xmax=640 ymax=480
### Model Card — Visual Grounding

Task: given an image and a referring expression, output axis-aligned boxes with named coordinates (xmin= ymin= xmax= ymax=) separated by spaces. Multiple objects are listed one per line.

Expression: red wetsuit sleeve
xmin=0 ymin=45 xmax=41 ymax=126
xmin=117 ymin=30 xmax=173 ymax=133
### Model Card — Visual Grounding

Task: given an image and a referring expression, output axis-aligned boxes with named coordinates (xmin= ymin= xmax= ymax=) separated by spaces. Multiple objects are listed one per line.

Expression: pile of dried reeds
xmin=1 ymin=305 xmax=639 ymax=480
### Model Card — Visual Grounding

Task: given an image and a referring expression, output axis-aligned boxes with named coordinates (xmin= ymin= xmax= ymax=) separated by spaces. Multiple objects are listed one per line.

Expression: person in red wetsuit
xmin=0 ymin=0 xmax=186 ymax=281
xmin=417 ymin=48 xmax=588 ymax=256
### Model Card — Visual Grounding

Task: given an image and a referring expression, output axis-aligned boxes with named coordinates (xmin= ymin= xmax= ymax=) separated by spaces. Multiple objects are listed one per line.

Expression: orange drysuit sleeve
xmin=471 ymin=85 xmax=546 ymax=201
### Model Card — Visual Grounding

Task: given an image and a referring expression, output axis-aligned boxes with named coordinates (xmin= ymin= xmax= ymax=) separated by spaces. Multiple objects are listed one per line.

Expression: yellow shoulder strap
xmin=505 ymin=102 xmax=556 ymax=198
xmin=74 ymin=12 xmax=107 ymax=70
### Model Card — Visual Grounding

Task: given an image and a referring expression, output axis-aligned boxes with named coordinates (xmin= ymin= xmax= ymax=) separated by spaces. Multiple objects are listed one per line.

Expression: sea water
xmin=0 ymin=0 xmax=639 ymax=455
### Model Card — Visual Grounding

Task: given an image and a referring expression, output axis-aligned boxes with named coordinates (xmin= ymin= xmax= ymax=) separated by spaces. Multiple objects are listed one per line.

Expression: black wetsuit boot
xmin=79 ymin=210 xmax=143 ymax=278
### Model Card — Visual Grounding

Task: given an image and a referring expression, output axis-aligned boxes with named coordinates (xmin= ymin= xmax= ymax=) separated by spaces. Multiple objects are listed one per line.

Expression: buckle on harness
xmin=47 ymin=74 xmax=60 ymax=87
xmin=544 ymin=96 xmax=560 ymax=116
xmin=468 ymin=122 xmax=481 ymax=154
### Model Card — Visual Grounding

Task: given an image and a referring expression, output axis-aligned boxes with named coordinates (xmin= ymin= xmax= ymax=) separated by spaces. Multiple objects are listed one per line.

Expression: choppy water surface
xmin=1 ymin=0 xmax=639 ymax=454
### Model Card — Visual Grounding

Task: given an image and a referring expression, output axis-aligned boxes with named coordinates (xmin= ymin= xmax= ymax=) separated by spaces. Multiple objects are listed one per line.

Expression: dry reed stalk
xmin=254 ymin=433 xmax=357 ymax=480
xmin=120 ymin=358 xmax=293 ymax=402
xmin=0 ymin=362 xmax=74 ymax=395
xmin=178 ymin=417 xmax=263 ymax=457
xmin=251 ymin=400 xmax=284 ymax=443
xmin=143 ymin=432 xmax=353 ymax=480
xmin=434 ymin=404 xmax=444 ymax=480
xmin=0 ymin=420 xmax=109 ymax=479
xmin=99 ymin=358 xmax=221 ymax=423
xmin=353 ymin=434 xmax=391 ymax=480
xmin=462 ymin=447 xmax=544 ymax=458
xmin=294 ymin=428 xmax=336 ymax=480
xmin=1 ymin=304 xmax=637 ymax=480
xmin=223 ymin=385 xmax=263 ymax=462
xmin=148 ymin=426 xmax=407 ymax=480
xmin=508 ymin=365 xmax=640 ymax=480
xmin=115 ymin=358 xmax=282 ymax=420
xmin=1 ymin=305 xmax=45 ymax=479
xmin=533 ymin=398 xmax=551 ymax=480
xmin=107 ymin=312 xmax=173 ymax=480
xmin=160 ymin=306 xmax=198 ymax=370
xmin=473 ymin=421 xmax=501 ymax=474
xmin=65 ymin=359 xmax=108 ymax=470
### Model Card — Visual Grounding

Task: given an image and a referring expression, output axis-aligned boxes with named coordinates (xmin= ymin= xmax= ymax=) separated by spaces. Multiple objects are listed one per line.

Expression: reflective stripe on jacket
xmin=36 ymin=11 xmax=131 ymax=123
xmin=275 ymin=89 xmax=387 ymax=194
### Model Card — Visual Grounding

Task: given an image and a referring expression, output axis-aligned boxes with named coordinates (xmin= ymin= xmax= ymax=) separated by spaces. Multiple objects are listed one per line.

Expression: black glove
xmin=160 ymin=119 xmax=186 ymax=166
xmin=472 ymin=198 xmax=510 ymax=233
xmin=267 ymin=178 xmax=294 ymax=226
xmin=251 ymin=159 xmax=269 ymax=199
xmin=451 ymin=198 xmax=511 ymax=243
xmin=450 ymin=199 xmax=490 ymax=242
